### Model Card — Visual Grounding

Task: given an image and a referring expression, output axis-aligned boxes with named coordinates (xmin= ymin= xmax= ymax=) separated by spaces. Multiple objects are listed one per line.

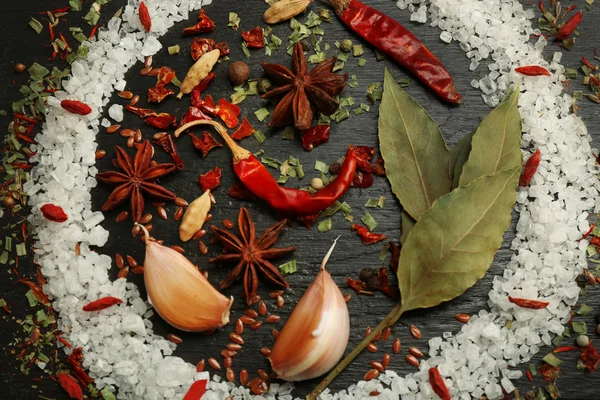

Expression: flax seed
xmin=174 ymin=207 xmax=183 ymax=221
xmin=95 ymin=150 xmax=106 ymax=160
xmin=224 ymin=357 xmax=232 ymax=369
xmin=257 ymin=369 xmax=270 ymax=382
xmin=230 ymin=333 xmax=244 ymax=345
xmin=364 ymin=369 xmax=379 ymax=381
xmin=167 ymin=333 xmax=183 ymax=344
xmin=144 ymin=224 xmax=153 ymax=233
xmin=272 ymin=329 xmax=280 ymax=340
xmin=130 ymin=95 xmax=140 ymax=106
xmin=118 ymin=90 xmax=133 ymax=99
xmin=131 ymin=224 xmax=141 ymax=237
xmin=115 ymin=253 xmax=124 ymax=269
xmin=223 ymin=219 xmax=235 ymax=229
xmin=120 ymin=128 xmax=135 ymax=137
xmin=221 ymin=349 xmax=237 ymax=358
xmin=392 ymin=338 xmax=401 ymax=354
xmin=365 ymin=326 xmax=372 ymax=338
xmin=151 ymin=201 xmax=166 ymax=208
xmin=406 ymin=355 xmax=420 ymax=367
xmin=374 ymin=332 xmax=382 ymax=341
xmin=170 ymin=245 xmax=185 ymax=254
xmin=145 ymin=56 xmax=153 ymax=67
xmin=132 ymin=266 xmax=144 ymax=274
xmin=369 ymin=361 xmax=384 ymax=371
xmin=157 ymin=207 xmax=167 ymax=220
xmin=153 ymin=132 xmax=167 ymax=141
xmin=116 ymin=211 xmax=129 ymax=223
xmin=266 ymin=315 xmax=281 ymax=323
xmin=409 ymin=347 xmax=423 ymax=357
xmin=239 ymin=315 xmax=255 ymax=324
xmin=269 ymin=290 xmax=284 ymax=298
xmin=226 ymin=343 xmax=242 ymax=351
xmin=382 ymin=353 xmax=391 ymax=369
xmin=247 ymin=377 xmax=262 ymax=389
xmin=409 ymin=324 xmax=421 ymax=339
xmin=366 ymin=342 xmax=377 ymax=353
xmin=344 ymin=293 xmax=352 ymax=303
xmin=208 ymin=358 xmax=220 ymax=371
xmin=140 ymin=66 xmax=152 ymax=75
xmin=139 ymin=214 xmax=152 ymax=224
xmin=456 ymin=313 xmax=471 ymax=323
xmin=236 ymin=319 xmax=244 ymax=335
xmin=226 ymin=368 xmax=235 ymax=382
xmin=107 ymin=124 xmax=121 ymax=134
xmin=382 ymin=326 xmax=392 ymax=341
xmin=276 ymin=295 xmax=284 ymax=308
xmin=148 ymin=67 xmax=161 ymax=76
xmin=258 ymin=301 xmax=267 ymax=316
xmin=134 ymin=129 xmax=142 ymax=143
xmin=127 ymin=136 xmax=135 ymax=148
xmin=239 ymin=369 xmax=248 ymax=386
xmin=196 ymin=359 xmax=205 ymax=372
xmin=199 ymin=241 xmax=208 ymax=255
xmin=260 ymin=347 xmax=271 ymax=356
xmin=206 ymin=213 xmax=213 ymax=222
xmin=117 ymin=266 xmax=129 ymax=279
xmin=175 ymin=197 xmax=189 ymax=207
xmin=193 ymin=229 xmax=207 ymax=240
xmin=126 ymin=255 xmax=137 ymax=267
xmin=245 ymin=309 xmax=259 ymax=318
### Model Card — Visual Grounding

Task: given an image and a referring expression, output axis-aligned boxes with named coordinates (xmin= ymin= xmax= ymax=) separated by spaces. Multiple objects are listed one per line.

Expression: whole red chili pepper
xmin=555 ymin=11 xmax=583 ymax=41
xmin=508 ymin=296 xmax=549 ymax=309
xmin=82 ymin=296 xmax=123 ymax=311
xmin=199 ymin=167 xmax=222 ymax=192
xmin=301 ymin=125 xmax=330 ymax=150
xmin=183 ymin=379 xmax=208 ymax=400
xmin=329 ymin=0 xmax=461 ymax=104
xmin=138 ymin=2 xmax=152 ymax=32
xmin=58 ymin=372 xmax=83 ymax=400
xmin=41 ymin=204 xmax=68 ymax=222
xmin=428 ymin=368 xmax=451 ymax=400
xmin=351 ymin=224 xmax=387 ymax=244
xmin=61 ymin=100 xmax=92 ymax=116
xmin=177 ymin=120 xmax=357 ymax=216
xmin=519 ymin=149 xmax=541 ymax=187
xmin=515 ymin=66 xmax=551 ymax=76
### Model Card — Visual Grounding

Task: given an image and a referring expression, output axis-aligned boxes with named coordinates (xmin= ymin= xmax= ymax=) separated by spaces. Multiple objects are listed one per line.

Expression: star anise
xmin=96 ymin=140 xmax=177 ymax=222
xmin=210 ymin=208 xmax=296 ymax=305
xmin=260 ymin=42 xmax=348 ymax=130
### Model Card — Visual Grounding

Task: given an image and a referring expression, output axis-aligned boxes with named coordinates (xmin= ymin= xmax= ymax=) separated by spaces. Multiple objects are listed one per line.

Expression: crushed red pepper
xmin=351 ymin=224 xmax=387 ymax=244
xmin=190 ymin=38 xmax=216 ymax=61
xmin=352 ymin=171 xmax=374 ymax=188
xmin=241 ymin=26 xmax=265 ymax=48
xmin=189 ymin=132 xmax=222 ymax=158
xmin=539 ymin=363 xmax=561 ymax=382
xmin=519 ymin=149 xmax=541 ymax=187
xmin=154 ymin=133 xmax=184 ymax=170
xmin=66 ymin=348 xmax=93 ymax=385
xmin=145 ymin=113 xmax=177 ymax=130
xmin=228 ymin=182 xmax=256 ymax=201
xmin=579 ymin=343 xmax=600 ymax=372
xmin=199 ymin=167 xmax=222 ymax=192
xmin=148 ymin=85 xmax=174 ymax=103
xmin=216 ymin=99 xmax=241 ymax=129
xmin=231 ymin=117 xmax=254 ymax=140
xmin=182 ymin=10 xmax=215 ymax=35
xmin=82 ymin=296 xmax=123 ymax=312
xmin=301 ymin=125 xmax=330 ymax=151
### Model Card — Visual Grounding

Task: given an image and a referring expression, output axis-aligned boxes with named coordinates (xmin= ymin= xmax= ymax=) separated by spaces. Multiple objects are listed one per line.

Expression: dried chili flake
xmin=515 ymin=66 xmax=551 ymax=76
xmin=66 ymin=348 xmax=93 ymax=385
xmin=58 ymin=372 xmax=83 ymax=400
xmin=378 ymin=267 xmax=399 ymax=300
xmin=216 ymin=98 xmax=241 ymax=128
xmin=138 ymin=2 xmax=152 ymax=32
xmin=374 ymin=157 xmax=385 ymax=176
xmin=228 ymin=182 xmax=256 ymax=201
xmin=231 ymin=117 xmax=254 ymax=140
xmin=126 ymin=105 xmax=157 ymax=119
xmin=182 ymin=10 xmax=215 ymax=36
xmin=190 ymin=72 xmax=217 ymax=109
xmin=148 ymin=85 xmax=175 ymax=103
xmin=428 ymin=368 xmax=450 ymax=400
xmin=61 ymin=99 xmax=92 ymax=115
xmin=582 ymin=56 xmax=598 ymax=71
xmin=352 ymin=171 xmax=374 ymax=188
xmin=539 ymin=363 xmax=561 ymax=382
xmin=508 ymin=296 xmax=549 ymax=309
xmin=553 ymin=346 xmax=581 ymax=353
xmin=154 ymin=134 xmax=184 ymax=170
xmin=145 ymin=113 xmax=177 ymax=129
xmin=526 ymin=370 xmax=533 ymax=382
xmin=183 ymin=379 xmax=208 ymax=400
xmin=351 ymin=224 xmax=387 ymax=244
xmin=41 ymin=203 xmax=68 ymax=222
xmin=190 ymin=132 xmax=222 ymax=158
xmin=297 ymin=213 xmax=319 ymax=229
xmin=82 ymin=296 xmax=123 ymax=311
xmin=182 ymin=107 xmax=212 ymax=126
xmin=301 ymin=125 xmax=330 ymax=150
xmin=20 ymin=279 xmax=50 ymax=306
xmin=579 ymin=343 xmax=600 ymax=372
xmin=346 ymin=277 xmax=374 ymax=295
xmin=556 ymin=11 xmax=583 ymax=41
xmin=241 ymin=26 xmax=265 ymax=49
xmin=519 ymin=149 xmax=541 ymax=187
xmin=199 ymin=167 xmax=222 ymax=192
xmin=353 ymin=145 xmax=376 ymax=161
xmin=156 ymin=66 xmax=176 ymax=85
xmin=190 ymin=38 xmax=215 ymax=61
xmin=214 ymin=42 xmax=231 ymax=57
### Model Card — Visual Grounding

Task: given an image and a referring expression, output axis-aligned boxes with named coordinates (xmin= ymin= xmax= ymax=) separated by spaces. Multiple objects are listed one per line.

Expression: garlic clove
xmin=269 ymin=239 xmax=349 ymax=381
xmin=139 ymin=225 xmax=232 ymax=332
xmin=179 ymin=190 xmax=212 ymax=242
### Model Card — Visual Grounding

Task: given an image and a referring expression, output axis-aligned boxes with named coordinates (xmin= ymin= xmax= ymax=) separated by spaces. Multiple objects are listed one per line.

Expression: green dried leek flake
xmin=228 ymin=12 xmax=241 ymax=30
xmin=168 ymin=45 xmax=180 ymax=55
xmin=29 ymin=18 xmax=43 ymax=34
xmin=279 ymin=260 xmax=297 ymax=275
xmin=254 ymin=108 xmax=270 ymax=122
xmin=361 ymin=212 xmax=377 ymax=231
xmin=317 ymin=219 xmax=332 ymax=233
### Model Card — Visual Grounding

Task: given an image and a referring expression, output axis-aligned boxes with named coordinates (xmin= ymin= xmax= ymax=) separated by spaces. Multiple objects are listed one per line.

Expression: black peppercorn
xmin=329 ymin=161 xmax=341 ymax=175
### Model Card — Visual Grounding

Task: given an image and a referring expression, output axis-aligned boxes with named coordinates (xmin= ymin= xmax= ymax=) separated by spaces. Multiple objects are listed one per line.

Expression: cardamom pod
xmin=263 ymin=0 xmax=311 ymax=24
xmin=177 ymin=49 xmax=220 ymax=99
xmin=179 ymin=190 xmax=212 ymax=241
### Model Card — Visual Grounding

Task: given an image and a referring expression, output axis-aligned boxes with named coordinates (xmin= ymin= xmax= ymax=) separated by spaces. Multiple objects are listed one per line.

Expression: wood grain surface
xmin=1 ymin=1 xmax=599 ymax=399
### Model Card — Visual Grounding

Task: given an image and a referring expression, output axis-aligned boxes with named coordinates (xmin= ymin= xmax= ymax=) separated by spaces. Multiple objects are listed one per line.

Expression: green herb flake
xmin=29 ymin=18 xmax=43 ymax=34
xmin=84 ymin=7 xmax=101 ymax=26
xmin=70 ymin=0 xmax=83 ymax=11
xmin=77 ymin=45 xmax=89 ymax=59
xmin=528 ymin=364 xmax=537 ymax=376
xmin=334 ymin=108 xmax=350 ymax=123
xmin=25 ymin=290 xmax=38 ymax=307
xmin=314 ymin=160 xmax=329 ymax=173
xmin=253 ymin=130 xmax=267 ymax=145
xmin=282 ymin=127 xmax=295 ymax=140
xmin=577 ymin=303 xmax=593 ymax=316
xmin=242 ymin=42 xmax=250 ymax=58
xmin=365 ymin=197 xmax=385 ymax=208
xmin=28 ymin=63 xmax=49 ymax=80
xmin=352 ymin=44 xmax=364 ymax=57
xmin=5 ymin=237 xmax=12 ymax=252
xmin=367 ymin=82 xmax=383 ymax=103
xmin=352 ymin=108 xmax=365 ymax=116
xmin=361 ymin=212 xmax=377 ymax=231
xmin=398 ymin=78 xmax=412 ymax=87
xmin=340 ymin=201 xmax=352 ymax=216
xmin=375 ymin=50 xmax=386 ymax=61
xmin=277 ymin=175 xmax=290 ymax=184
xmin=279 ymin=260 xmax=297 ymax=275
xmin=229 ymin=12 xmax=241 ymax=30
xmin=261 ymin=157 xmax=282 ymax=169
xmin=168 ymin=44 xmax=180 ymax=55
xmin=254 ymin=108 xmax=270 ymax=122
xmin=73 ymin=32 xmax=88 ymax=43
xmin=0 ymin=298 xmax=6 ymax=308
xmin=378 ymin=243 xmax=391 ymax=261
xmin=348 ymin=75 xmax=359 ymax=88
xmin=317 ymin=219 xmax=333 ymax=233
xmin=573 ymin=90 xmax=584 ymax=101
xmin=358 ymin=58 xmax=367 ymax=67
xmin=16 ymin=243 xmax=26 ymax=257
xmin=552 ymin=334 xmax=564 ymax=347
xmin=308 ymin=52 xmax=327 ymax=64
xmin=572 ymin=321 xmax=587 ymax=334
xmin=542 ymin=353 xmax=562 ymax=367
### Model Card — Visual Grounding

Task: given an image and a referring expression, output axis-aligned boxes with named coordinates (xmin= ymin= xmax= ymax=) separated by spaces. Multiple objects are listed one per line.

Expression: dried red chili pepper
xmin=579 ymin=343 xmax=600 ymax=371
xmin=228 ymin=182 xmax=256 ymax=201
xmin=214 ymin=42 xmax=230 ymax=57
xmin=199 ymin=167 xmax=222 ymax=192
xmin=590 ymin=75 xmax=600 ymax=88
xmin=58 ymin=372 xmax=83 ymax=400
xmin=216 ymin=99 xmax=241 ymax=129
xmin=231 ymin=117 xmax=254 ymax=140
xmin=242 ymin=26 xmax=265 ymax=48
xmin=148 ymin=85 xmax=175 ymax=103
xmin=556 ymin=11 xmax=583 ymax=41
xmin=351 ymin=224 xmax=387 ymax=244
xmin=301 ymin=125 xmax=330 ymax=150
xmin=61 ymin=100 xmax=92 ymax=116
xmin=183 ymin=379 xmax=208 ymax=400
xmin=138 ymin=2 xmax=151 ymax=32
xmin=329 ymin=0 xmax=461 ymax=104
xmin=41 ymin=204 xmax=68 ymax=222
xmin=553 ymin=346 xmax=581 ymax=353
xmin=182 ymin=10 xmax=215 ymax=35
xmin=190 ymin=73 xmax=217 ymax=110
xmin=428 ymin=368 xmax=450 ymax=400
xmin=156 ymin=66 xmax=175 ymax=85
xmin=515 ymin=66 xmax=551 ymax=76
xmin=190 ymin=38 xmax=215 ymax=61
xmin=508 ymin=296 xmax=549 ymax=309
xmin=126 ymin=105 xmax=157 ymax=119
xmin=581 ymin=224 xmax=595 ymax=240
xmin=352 ymin=171 xmax=374 ymax=188
xmin=526 ymin=370 xmax=533 ymax=382
xmin=182 ymin=107 xmax=212 ymax=126
xmin=89 ymin=24 xmax=100 ymax=39
xmin=582 ymin=56 xmax=597 ymax=71
xmin=82 ymin=296 xmax=123 ymax=311
xmin=378 ymin=267 xmax=399 ymax=300
xmin=145 ymin=113 xmax=177 ymax=130
xmin=154 ymin=133 xmax=184 ymax=170
xmin=539 ymin=363 xmax=561 ymax=382
xmin=519 ymin=149 xmax=541 ymax=187
xmin=190 ymin=131 xmax=222 ymax=158
xmin=591 ymin=236 xmax=600 ymax=247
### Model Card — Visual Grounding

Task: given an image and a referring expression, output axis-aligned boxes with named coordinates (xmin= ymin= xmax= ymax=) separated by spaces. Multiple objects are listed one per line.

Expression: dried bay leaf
xmin=449 ymin=130 xmax=474 ymax=189
xmin=379 ymin=69 xmax=451 ymax=222
xmin=459 ymin=88 xmax=521 ymax=187
xmin=398 ymin=167 xmax=520 ymax=313
xmin=400 ymin=211 xmax=415 ymax=245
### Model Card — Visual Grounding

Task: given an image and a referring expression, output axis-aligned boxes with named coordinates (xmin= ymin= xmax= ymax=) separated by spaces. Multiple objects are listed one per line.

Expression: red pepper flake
xmin=157 ymin=66 xmax=175 ymax=86
xmin=378 ymin=267 xmax=399 ymax=300
xmin=590 ymin=75 xmax=600 ymax=88
xmin=216 ymin=99 xmax=241 ymax=129
xmin=591 ymin=237 xmax=600 ymax=247
xmin=539 ymin=363 xmax=561 ymax=382
xmin=154 ymin=134 xmax=184 ymax=170
xmin=214 ymin=42 xmax=231 ymax=57
xmin=519 ymin=149 xmax=541 ymax=187
xmin=301 ymin=125 xmax=330 ymax=151
xmin=41 ymin=204 xmax=68 ymax=222
xmin=351 ymin=224 xmax=387 ymax=244
xmin=126 ymin=105 xmax=157 ymax=119
xmin=526 ymin=370 xmax=533 ymax=382
xmin=579 ymin=343 xmax=600 ymax=372
xmin=182 ymin=10 xmax=215 ymax=36
xmin=89 ymin=24 xmax=100 ymax=39
xmin=297 ymin=213 xmax=320 ymax=229
xmin=508 ymin=296 xmax=549 ymax=309
xmin=148 ymin=85 xmax=175 ymax=103
xmin=231 ymin=117 xmax=254 ymax=140
xmin=190 ymin=38 xmax=215 ymax=61
xmin=66 ymin=347 xmax=94 ymax=385
xmin=241 ymin=26 xmax=265 ymax=49
xmin=515 ymin=66 xmax=551 ymax=76
xmin=352 ymin=171 xmax=374 ymax=188
xmin=82 ymin=296 xmax=123 ymax=312
xmin=582 ymin=56 xmax=598 ymax=71
xmin=190 ymin=73 xmax=217 ymax=108
xmin=183 ymin=379 xmax=208 ymax=400
xmin=553 ymin=345 xmax=581 ymax=353
xmin=145 ymin=113 xmax=177 ymax=130
xmin=181 ymin=106 xmax=212 ymax=126
xmin=199 ymin=167 xmax=222 ymax=192
xmin=556 ymin=11 xmax=583 ymax=41
xmin=58 ymin=372 xmax=83 ymax=400
xmin=190 ymin=131 xmax=222 ymax=158
xmin=346 ymin=277 xmax=374 ymax=296
xmin=61 ymin=100 xmax=92 ymax=116
xmin=581 ymin=224 xmax=595 ymax=240
xmin=138 ymin=2 xmax=152 ymax=32
xmin=228 ymin=182 xmax=256 ymax=201
xmin=428 ymin=368 xmax=450 ymax=400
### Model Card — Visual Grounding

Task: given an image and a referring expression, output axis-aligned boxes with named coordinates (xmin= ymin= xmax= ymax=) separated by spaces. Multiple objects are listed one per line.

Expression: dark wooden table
xmin=1 ymin=1 xmax=599 ymax=399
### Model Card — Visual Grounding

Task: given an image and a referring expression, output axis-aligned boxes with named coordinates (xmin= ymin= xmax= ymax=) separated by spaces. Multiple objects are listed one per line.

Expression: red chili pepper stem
xmin=175 ymin=119 xmax=251 ymax=162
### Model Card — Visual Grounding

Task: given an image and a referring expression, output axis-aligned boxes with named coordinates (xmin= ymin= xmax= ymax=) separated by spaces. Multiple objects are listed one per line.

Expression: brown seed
xmin=148 ymin=67 xmax=161 ymax=76
xmin=132 ymin=266 xmax=145 ymax=274
xmin=392 ymin=338 xmax=401 ymax=354
xmin=269 ymin=290 xmax=284 ymax=298
xmin=240 ymin=369 xmax=249 ymax=386
xmin=118 ymin=90 xmax=134 ymax=99
xmin=369 ymin=361 xmax=384 ymax=371
xmin=140 ymin=66 xmax=152 ymax=75
xmin=170 ymin=245 xmax=185 ymax=254
xmin=374 ymin=332 xmax=382 ymax=342
xmin=230 ymin=333 xmax=244 ymax=345
xmin=126 ymin=255 xmax=137 ymax=267
xmin=209 ymin=236 xmax=219 ymax=245
xmin=144 ymin=224 xmax=153 ymax=233
xmin=266 ymin=315 xmax=281 ymax=323
xmin=174 ymin=207 xmax=184 ymax=221
xmin=153 ymin=132 xmax=168 ymax=141
xmin=224 ymin=357 xmax=233 ymax=369
xmin=134 ymin=129 xmax=142 ymax=143
xmin=226 ymin=343 xmax=242 ymax=351
xmin=251 ymin=383 xmax=267 ymax=395
xmin=175 ymin=197 xmax=189 ymax=207
xmin=344 ymin=293 xmax=352 ymax=303
xmin=382 ymin=326 xmax=392 ymax=341
xmin=120 ymin=128 xmax=135 ymax=137
xmin=117 ymin=266 xmax=129 ymax=279
xmin=222 ymin=219 xmax=235 ymax=229
xmin=245 ymin=309 xmax=259 ymax=319
xmin=145 ymin=56 xmax=153 ymax=67
xmin=250 ymin=294 xmax=260 ymax=304
xmin=406 ymin=355 xmax=420 ymax=367
xmin=14 ymin=63 xmax=27 ymax=73
xmin=157 ymin=207 xmax=167 ymax=220
xmin=116 ymin=253 xmax=124 ymax=269
xmin=206 ymin=213 xmax=213 ymax=222
xmin=247 ymin=377 xmax=262 ymax=389
xmin=208 ymin=358 xmax=221 ymax=371
xmin=276 ymin=295 xmax=284 ymax=308
xmin=240 ymin=315 xmax=255 ymax=325
xmin=365 ymin=326 xmax=373 ymax=338
xmin=410 ymin=324 xmax=422 ymax=339
xmin=257 ymin=369 xmax=270 ymax=381
xmin=167 ymin=333 xmax=183 ymax=344
xmin=151 ymin=201 xmax=166 ymax=208
xmin=30 ymin=326 xmax=41 ymax=344
xmin=366 ymin=342 xmax=377 ymax=353
xmin=456 ymin=313 xmax=471 ymax=323
xmin=116 ymin=211 xmax=129 ymax=223
xmin=364 ymin=369 xmax=379 ymax=381
xmin=193 ymin=229 xmax=207 ymax=240
xmin=221 ymin=349 xmax=237 ymax=358
xmin=226 ymin=368 xmax=235 ymax=382
xmin=272 ymin=329 xmax=280 ymax=340
xmin=130 ymin=95 xmax=140 ymax=106
xmin=127 ymin=136 xmax=135 ymax=148
xmin=95 ymin=150 xmax=106 ymax=160
xmin=369 ymin=391 xmax=381 ymax=397
xmin=196 ymin=359 xmax=205 ymax=372
xmin=382 ymin=353 xmax=391 ymax=369
xmin=236 ymin=319 xmax=244 ymax=335
xmin=198 ymin=241 xmax=208 ymax=255
xmin=260 ymin=347 xmax=271 ymax=356
xmin=258 ymin=301 xmax=267 ymax=316
xmin=75 ymin=242 xmax=81 ymax=256
xmin=409 ymin=347 xmax=423 ymax=357
xmin=139 ymin=214 xmax=152 ymax=224
xmin=107 ymin=124 xmax=121 ymax=133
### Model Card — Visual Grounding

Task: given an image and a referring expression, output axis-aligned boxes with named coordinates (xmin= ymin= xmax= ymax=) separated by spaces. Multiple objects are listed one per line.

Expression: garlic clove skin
xmin=268 ymin=240 xmax=349 ymax=381
xmin=140 ymin=225 xmax=232 ymax=332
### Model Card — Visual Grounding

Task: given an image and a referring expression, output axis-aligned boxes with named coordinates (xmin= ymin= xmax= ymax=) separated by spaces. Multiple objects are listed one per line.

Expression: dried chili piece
xmin=20 ymin=279 xmax=50 ymax=306
xmin=214 ymin=42 xmax=231 ymax=57
xmin=199 ymin=167 xmax=222 ymax=192
xmin=582 ymin=56 xmax=597 ymax=71
xmin=126 ymin=105 xmax=157 ymax=119
xmin=301 ymin=125 xmax=330 ymax=150
xmin=553 ymin=346 xmax=581 ymax=353
xmin=154 ymin=133 xmax=184 ymax=170
xmin=82 ymin=296 xmax=123 ymax=311
xmin=241 ymin=26 xmax=265 ymax=48
xmin=377 ymin=267 xmax=399 ymax=300
xmin=346 ymin=277 xmax=374 ymax=296
xmin=145 ymin=113 xmax=177 ymax=129
xmin=228 ymin=182 xmax=256 ymax=201
xmin=190 ymin=72 xmax=216 ymax=107
xmin=297 ymin=213 xmax=320 ymax=229
xmin=231 ymin=117 xmax=254 ymax=140
xmin=374 ymin=157 xmax=385 ymax=176
xmin=61 ymin=100 xmax=92 ymax=116
xmin=216 ymin=99 xmax=241 ymax=129
xmin=58 ymin=372 xmax=83 ymax=400
xmin=515 ymin=66 xmax=551 ymax=76
xmin=555 ymin=11 xmax=583 ymax=41
xmin=66 ymin=348 xmax=94 ymax=385
xmin=190 ymin=38 xmax=215 ymax=61
xmin=352 ymin=171 xmax=374 ymax=188
xmin=579 ymin=343 xmax=600 ymax=371
xmin=351 ymin=224 xmax=387 ymax=244
xmin=519 ymin=149 xmax=541 ymax=187
xmin=353 ymin=145 xmax=376 ymax=161
xmin=183 ymin=379 xmax=208 ymax=400
xmin=182 ymin=10 xmax=215 ymax=35
xmin=526 ymin=370 xmax=533 ymax=382
xmin=182 ymin=107 xmax=212 ymax=126
xmin=388 ymin=241 xmax=399 ymax=274
xmin=156 ymin=66 xmax=176 ymax=86
xmin=508 ymin=296 xmax=549 ymax=309
xmin=428 ymin=368 xmax=451 ymax=400
xmin=148 ymin=85 xmax=174 ymax=103
xmin=190 ymin=131 xmax=222 ymax=158
xmin=41 ymin=204 xmax=68 ymax=222
xmin=539 ymin=363 xmax=561 ymax=382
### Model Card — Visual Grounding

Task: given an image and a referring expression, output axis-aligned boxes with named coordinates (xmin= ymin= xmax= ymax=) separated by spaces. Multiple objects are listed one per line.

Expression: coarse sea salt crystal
xmin=107 ymin=104 xmax=124 ymax=122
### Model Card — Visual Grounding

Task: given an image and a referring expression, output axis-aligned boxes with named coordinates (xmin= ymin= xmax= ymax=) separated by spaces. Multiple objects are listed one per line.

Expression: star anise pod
xmin=210 ymin=208 xmax=296 ymax=305
xmin=96 ymin=140 xmax=177 ymax=222
xmin=260 ymin=42 xmax=348 ymax=130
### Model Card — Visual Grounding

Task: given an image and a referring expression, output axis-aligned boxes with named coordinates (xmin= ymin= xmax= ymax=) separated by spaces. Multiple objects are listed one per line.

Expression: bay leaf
xmin=397 ymin=167 xmax=520 ymax=313
xmin=379 ymin=69 xmax=451 ymax=221
xmin=449 ymin=130 xmax=474 ymax=189
xmin=459 ymin=88 xmax=521 ymax=187
xmin=400 ymin=211 xmax=416 ymax=245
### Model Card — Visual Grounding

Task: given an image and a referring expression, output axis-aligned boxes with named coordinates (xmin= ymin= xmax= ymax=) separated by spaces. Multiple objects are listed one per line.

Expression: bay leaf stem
xmin=306 ymin=302 xmax=405 ymax=400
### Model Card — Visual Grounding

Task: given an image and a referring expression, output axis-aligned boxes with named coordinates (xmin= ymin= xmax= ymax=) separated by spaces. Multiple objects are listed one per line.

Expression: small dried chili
xmin=58 ymin=372 xmax=83 ymax=400
xmin=515 ymin=66 xmax=551 ymax=76
xmin=519 ymin=149 xmax=541 ymax=187
xmin=214 ymin=42 xmax=230 ymax=57
xmin=199 ymin=167 xmax=222 ymax=192
xmin=190 ymin=38 xmax=215 ymax=61
xmin=508 ymin=296 xmax=549 ymax=309
xmin=154 ymin=133 xmax=184 ymax=170
xmin=61 ymin=100 xmax=92 ymax=116
xmin=539 ymin=363 xmax=561 ymax=382
xmin=581 ymin=224 xmax=595 ymax=240
xmin=301 ymin=125 xmax=330 ymax=150
xmin=216 ymin=99 xmax=241 ymax=129
xmin=138 ymin=2 xmax=152 ymax=32
xmin=182 ymin=10 xmax=215 ymax=36
xmin=66 ymin=348 xmax=94 ymax=385
xmin=190 ymin=131 xmax=222 ymax=158
xmin=231 ymin=117 xmax=254 ymax=140
xmin=82 ymin=296 xmax=123 ymax=311
xmin=352 ymin=171 xmax=374 ymax=188
xmin=553 ymin=346 xmax=581 ymax=353
xmin=183 ymin=379 xmax=208 ymax=400
xmin=241 ymin=26 xmax=265 ymax=49
xmin=126 ymin=105 xmax=157 ymax=119
xmin=526 ymin=370 xmax=533 ymax=382
xmin=555 ymin=11 xmax=583 ymax=41
xmin=20 ymin=279 xmax=50 ymax=306
xmin=579 ymin=343 xmax=600 ymax=371
xmin=41 ymin=204 xmax=68 ymax=222
xmin=145 ymin=113 xmax=177 ymax=129
xmin=582 ymin=56 xmax=597 ymax=71
xmin=428 ymin=368 xmax=450 ymax=400
xmin=296 ymin=213 xmax=320 ymax=229
xmin=330 ymin=0 xmax=461 ymax=104
xmin=228 ymin=182 xmax=256 ymax=201
xmin=148 ymin=85 xmax=175 ymax=103
xmin=351 ymin=224 xmax=387 ymax=244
